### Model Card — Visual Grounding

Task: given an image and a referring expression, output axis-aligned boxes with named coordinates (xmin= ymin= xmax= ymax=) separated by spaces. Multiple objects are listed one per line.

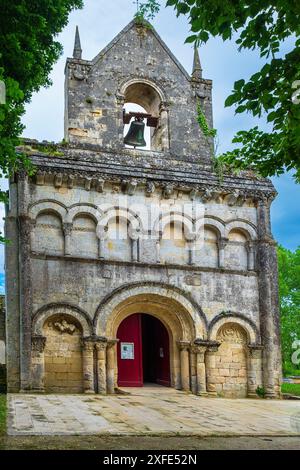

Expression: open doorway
xmin=117 ymin=313 xmax=171 ymax=387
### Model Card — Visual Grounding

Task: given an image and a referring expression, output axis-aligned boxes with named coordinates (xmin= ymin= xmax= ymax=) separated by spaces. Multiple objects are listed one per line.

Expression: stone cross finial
xmin=73 ymin=25 xmax=82 ymax=59
xmin=192 ymin=46 xmax=202 ymax=80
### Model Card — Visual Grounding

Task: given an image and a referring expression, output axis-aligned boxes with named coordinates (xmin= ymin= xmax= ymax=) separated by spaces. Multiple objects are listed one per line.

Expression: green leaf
xmin=224 ymin=94 xmax=238 ymax=107
xmin=185 ymin=35 xmax=198 ymax=44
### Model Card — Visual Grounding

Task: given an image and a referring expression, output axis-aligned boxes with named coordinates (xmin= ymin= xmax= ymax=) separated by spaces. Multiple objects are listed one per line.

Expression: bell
xmin=124 ymin=118 xmax=146 ymax=148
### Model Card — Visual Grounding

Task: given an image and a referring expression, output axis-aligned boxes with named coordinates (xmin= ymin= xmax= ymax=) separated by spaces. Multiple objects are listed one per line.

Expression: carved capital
xmin=206 ymin=341 xmax=221 ymax=353
xmin=107 ymin=338 xmax=119 ymax=349
xmin=178 ymin=340 xmax=190 ymax=351
xmin=63 ymin=222 xmax=73 ymax=237
xmin=218 ymin=237 xmax=229 ymax=250
xmin=32 ymin=335 xmax=46 ymax=353
xmin=95 ymin=341 xmax=107 ymax=352
xmin=82 ymin=338 xmax=95 ymax=352
xmin=191 ymin=344 xmax=207 ymax=355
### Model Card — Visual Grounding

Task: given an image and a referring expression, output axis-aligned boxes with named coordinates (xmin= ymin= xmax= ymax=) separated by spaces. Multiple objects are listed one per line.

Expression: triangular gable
xmin=91 ymin=19 xmax=191 ymax=82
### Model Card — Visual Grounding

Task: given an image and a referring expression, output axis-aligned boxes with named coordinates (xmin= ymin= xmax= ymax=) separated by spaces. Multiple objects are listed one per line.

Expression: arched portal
xmin=117 ymin=313 xmax=171 ymax=388
xmin=95 ymin=282 xmax=207 ymax=392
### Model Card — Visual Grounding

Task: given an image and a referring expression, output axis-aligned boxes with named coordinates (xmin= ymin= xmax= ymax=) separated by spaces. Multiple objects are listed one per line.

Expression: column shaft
xmin=31 ymin=335 xmax=46 ymax=392
xmin=195 ymin=347 xmax=208 ymax=396
xmin=205 ymin=343 xmax=220 ymax=397
xmin=247 ymin=345 xmax=263 ymax=398
xmin=96 ymin=341 xmax=107 ymax=394
xmin=178 ymin=342 xmax=190 ymax=392
xmin=106 ymin=340 xmax=118 ymax=394
xmin=82 ymin=339 xmax=95 ymax=394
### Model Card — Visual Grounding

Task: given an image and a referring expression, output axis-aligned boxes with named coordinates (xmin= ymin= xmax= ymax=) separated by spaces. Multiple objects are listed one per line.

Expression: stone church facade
xmin=5 ymin=20 xmax=282 ymax=398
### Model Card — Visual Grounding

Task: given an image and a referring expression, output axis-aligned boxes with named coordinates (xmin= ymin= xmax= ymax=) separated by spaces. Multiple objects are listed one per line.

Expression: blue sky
xmin=0 ymin=0 xmax=299 ymax=277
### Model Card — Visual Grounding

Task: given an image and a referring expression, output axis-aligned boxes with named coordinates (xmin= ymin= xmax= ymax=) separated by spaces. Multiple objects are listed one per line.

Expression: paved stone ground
xmin=7 ymin=386 xmax=300 ymax=436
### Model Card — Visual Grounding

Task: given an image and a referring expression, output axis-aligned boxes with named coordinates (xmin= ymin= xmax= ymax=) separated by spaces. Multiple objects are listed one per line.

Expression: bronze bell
xmin=124 ymin=117 xmax=146 ymax=148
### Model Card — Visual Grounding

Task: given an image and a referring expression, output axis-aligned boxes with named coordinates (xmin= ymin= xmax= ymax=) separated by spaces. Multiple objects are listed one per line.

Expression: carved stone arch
xmin=197 ymin=216 xmax=225 ymax=239
xmin=29 ymin=200 xmax=68 ymax=222
xmin=32 ymin=303 xmax=93 ymax=337
xmin=119 ymin=77 xmax=169 ymax=152
xmin=156 ymin=211 xmax=196 ymax=241
xmin=66 ymin=204 xmax=103 ymax=225
xmin=119 ymin=77 xmax=167 ymax=110
xmin=94 ymin=282 xmax=208 ymax=340
xmin=97 ymin=206 xmax=142 ymax=240
xmin=209 ymin=312 xmax=260 ymax=344
xmin=225 ymin=220 xmax=257 ymax=240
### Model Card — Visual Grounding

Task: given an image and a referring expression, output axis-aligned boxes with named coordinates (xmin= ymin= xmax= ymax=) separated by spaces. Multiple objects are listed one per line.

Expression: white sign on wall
xmin=121 ymin=342 xmax=134 ymax=360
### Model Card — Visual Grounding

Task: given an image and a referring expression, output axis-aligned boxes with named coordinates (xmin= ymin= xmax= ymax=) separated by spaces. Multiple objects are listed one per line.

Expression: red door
xmin=117 ymin=313 xmax=143 ymax=387
xmin=117 ymin=313 xmax=171 ymax=387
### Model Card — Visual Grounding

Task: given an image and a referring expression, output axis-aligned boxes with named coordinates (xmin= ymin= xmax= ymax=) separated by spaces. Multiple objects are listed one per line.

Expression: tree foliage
xmin=277 ymin=245 xmax=300 ymax=375
xmin=0 ymin=0 xmax=83 ymax=207
xmin=139 ymin=0 xmax=300 ymax=182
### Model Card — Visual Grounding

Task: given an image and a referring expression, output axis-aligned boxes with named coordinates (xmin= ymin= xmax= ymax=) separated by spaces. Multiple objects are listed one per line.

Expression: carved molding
xmin=48 ymin=319 xmax=79 ymax=335
xmin=217 ymin=324 xmax=247 ymax=344
xmin=29 ymin=170 xmax=276 ymax=207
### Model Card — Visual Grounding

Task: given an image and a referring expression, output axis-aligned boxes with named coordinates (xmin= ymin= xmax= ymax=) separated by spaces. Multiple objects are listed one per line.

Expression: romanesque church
xmin=5 ymin=20 xmax=282 ymax=398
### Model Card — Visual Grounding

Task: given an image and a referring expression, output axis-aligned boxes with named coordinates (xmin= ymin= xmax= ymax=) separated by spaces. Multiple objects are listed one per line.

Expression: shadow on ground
xmin=1 ymin=435 xmax=300 ymax=450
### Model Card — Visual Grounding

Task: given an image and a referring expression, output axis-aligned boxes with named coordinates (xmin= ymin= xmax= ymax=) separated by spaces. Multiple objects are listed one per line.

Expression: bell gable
xmin=65 ymin=20 xmax=213 ymax=162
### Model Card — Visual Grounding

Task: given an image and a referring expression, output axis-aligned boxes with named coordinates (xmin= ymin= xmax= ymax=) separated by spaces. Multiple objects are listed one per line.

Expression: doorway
xmin=117 ymin=313 xmax=171 ymax=388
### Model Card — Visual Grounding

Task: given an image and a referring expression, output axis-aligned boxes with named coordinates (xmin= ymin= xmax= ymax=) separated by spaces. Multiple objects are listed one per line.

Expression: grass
xmin=281 ymin=383 xmax=300 ymax=397
xmin=0 ymin=394 xmax=6 ymax=436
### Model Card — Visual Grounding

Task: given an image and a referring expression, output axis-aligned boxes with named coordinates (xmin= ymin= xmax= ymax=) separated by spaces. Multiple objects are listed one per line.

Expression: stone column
xmin=257 ymin=197 xmax=282 ymax=398
xmin=82 ymin=338 xmax=95 ymax=394
xmin=218 ymin=238 xmax=228 ymax=268
xmin=178 ymin=341 xmax=190 ymax=392
xmin=247 ymin=241 xmax=256 ymax=271
xmin=188 ymin=242 xmax=196 ymax=266
xmin=63 ymin=223 xmax=73 ymax=256
xmin=99 ymin=237 xmax=105 ymax=259
xmin=247 ymin=344 xmax=264 ymax=398
xmin=30 ymin=220 xmax=37 ymax=253
xmin=18 ymin=207 xmax=34 ymax=391
xmin=194 ymin=342 xmax=208 ymax=396
xmin=155 ymin=240 xmax=160 ymax=263
xmin=131 ymin=239 xmax=138 ymax=262
xmin=95 ymin=339 xmax=107 ymax=395
xmin=160 ymin=102 xmax=169 ymax=151
xmin=189 ymin=347 xmax=197 ymax=394
xmin=31 ymin=335 xmax=46 ymax=392
xmin=106 ymin=339 xmax=118 ymax=394
xmin=5 ymin=179 xmax=21 ymax=392
xmin=205 ymin=342 xmax=220 ymax=397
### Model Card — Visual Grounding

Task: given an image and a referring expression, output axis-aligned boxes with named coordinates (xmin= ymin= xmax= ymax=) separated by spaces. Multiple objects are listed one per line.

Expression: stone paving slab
xmin=7 ymin=387 xmax=300 ymax=436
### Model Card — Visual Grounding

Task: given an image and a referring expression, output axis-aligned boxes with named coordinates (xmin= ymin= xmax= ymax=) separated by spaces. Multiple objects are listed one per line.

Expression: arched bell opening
xmin=116 ymin=313 xmax=171 ymax=388
xmin=123 ymin=103 xmax=151 ymax=150
xmin=121 ymin=80 xmax=169 ymax=152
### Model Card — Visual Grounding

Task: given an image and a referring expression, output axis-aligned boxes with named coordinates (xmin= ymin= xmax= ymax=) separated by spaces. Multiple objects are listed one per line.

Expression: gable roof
xmin=91 ymin=19 xmax=191 ymax=82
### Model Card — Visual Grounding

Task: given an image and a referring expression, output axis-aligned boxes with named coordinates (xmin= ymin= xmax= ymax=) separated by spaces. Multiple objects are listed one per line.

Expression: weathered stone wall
xmin=0 ymin=296 xmax=6 ymax=392
xmin=214 ymin=323 xmax=248 ymax=398
xmin=43 ymin=317 xmax=83 ymax=393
